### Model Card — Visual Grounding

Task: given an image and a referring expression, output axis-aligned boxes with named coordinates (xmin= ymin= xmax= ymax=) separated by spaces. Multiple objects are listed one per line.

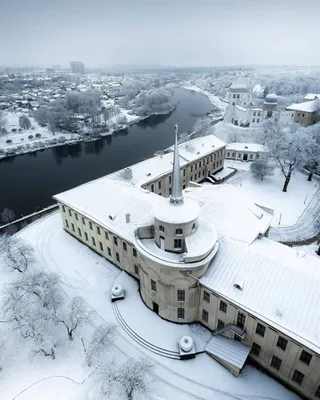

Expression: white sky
xmin=0 ymin=0 xmax=319 ymax=67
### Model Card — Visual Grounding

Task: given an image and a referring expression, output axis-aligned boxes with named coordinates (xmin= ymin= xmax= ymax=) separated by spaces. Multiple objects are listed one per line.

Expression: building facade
xmin=54 ymin=130 xmax=320 ymax=400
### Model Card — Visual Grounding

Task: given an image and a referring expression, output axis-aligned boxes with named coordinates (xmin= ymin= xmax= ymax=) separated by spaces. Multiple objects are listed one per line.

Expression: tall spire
xmin=170 ymin=124 xmax=183 ymax=205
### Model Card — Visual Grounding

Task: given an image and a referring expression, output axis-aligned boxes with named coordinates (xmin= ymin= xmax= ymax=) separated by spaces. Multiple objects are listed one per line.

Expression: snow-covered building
xmin=224 ymin=78 xmax=298 ymax=128
xmin=286 ymin=99 xmax=320 ymax=127
xmin=54 ymin=129 xmax=320 ymax=400
xmin=225 ymin=143 xmax=267 ymax=161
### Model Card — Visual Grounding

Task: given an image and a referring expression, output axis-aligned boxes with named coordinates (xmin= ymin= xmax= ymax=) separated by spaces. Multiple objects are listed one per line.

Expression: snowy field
xmin=224 ymin=160 xmax=319 ymax=227
xmin=0 ymin=212 xmax=302 ymax=400
xmin=0 ymin=112 xmax=81 ymax=156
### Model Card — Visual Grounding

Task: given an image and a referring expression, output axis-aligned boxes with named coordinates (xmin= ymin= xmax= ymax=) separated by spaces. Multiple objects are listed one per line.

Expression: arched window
xmin=159 ymin=225 xmax=165 ymax=232
xmin=176 ymin=228 xmax=183 ymax=235
xmin=192 ymin=223 xmax=196 ymax=230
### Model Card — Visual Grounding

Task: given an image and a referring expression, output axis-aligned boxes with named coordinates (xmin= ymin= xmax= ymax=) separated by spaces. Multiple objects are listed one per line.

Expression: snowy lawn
xmin=0 ymin=212 xmax=301 ymax=400
xmin=224 ymin=161 xmax=319 ymax=227
xmin=213 ymin=121 xmax=261 ymax=144
xmin=0 ymin=112 xmax=81 ymax=155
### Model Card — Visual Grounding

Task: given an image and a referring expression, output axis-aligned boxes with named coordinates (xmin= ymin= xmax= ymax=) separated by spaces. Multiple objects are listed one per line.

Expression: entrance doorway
xmin=243 ymin=153 xmax=248 ymax=161
xmin=153 ymin=302 xmax=159 ymax=314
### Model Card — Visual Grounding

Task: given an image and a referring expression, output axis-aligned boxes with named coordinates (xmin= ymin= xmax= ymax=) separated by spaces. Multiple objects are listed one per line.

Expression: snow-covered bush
xmin=6 ymin=139 xmax=12 ymax=144
xmin=35 ymin=133 xmax=42 ymax=138
xmin=28 ymin=135 xmax=34 ymax=140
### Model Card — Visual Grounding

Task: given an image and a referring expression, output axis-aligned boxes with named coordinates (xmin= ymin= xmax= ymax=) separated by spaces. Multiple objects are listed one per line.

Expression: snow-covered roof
xmin=230 ymin=77 xmax=249 ymax=91
xmin=304 ymin=93 xmax=320 ymax=101
xmin=154 ymin=198 xmax=200 ymax=224
xmin=226 ymin=143 xmax=267 ymax=153
xmin=109 ymin=135 xmax=226 ymax=187
xmin=286 ymin=100 xmax=320 ymax=113
xmin=235 ymin=105 xmax=247 ymax=112
xmin=201 ymin=237 xmax=320 ymax=353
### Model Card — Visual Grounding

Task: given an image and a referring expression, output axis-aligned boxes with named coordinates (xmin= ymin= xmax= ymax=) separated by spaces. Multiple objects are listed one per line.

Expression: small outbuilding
xmin=225 ymin=143 xmax=267 ymax=162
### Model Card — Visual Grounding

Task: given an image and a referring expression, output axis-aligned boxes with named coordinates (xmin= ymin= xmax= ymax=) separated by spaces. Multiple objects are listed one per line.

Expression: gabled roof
xmin=286 ymin=99 xmax=320 ymax=113
xmin=230 ymin=77 xmax=249 ymax=91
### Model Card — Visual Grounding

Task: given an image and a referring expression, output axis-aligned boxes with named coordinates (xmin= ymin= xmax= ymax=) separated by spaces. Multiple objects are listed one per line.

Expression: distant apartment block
xmin=70 ymin=61 xmax=85 ymax=74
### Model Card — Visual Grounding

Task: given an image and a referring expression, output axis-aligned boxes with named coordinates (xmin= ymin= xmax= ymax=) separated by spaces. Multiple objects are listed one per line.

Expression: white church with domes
xmin=54 ymin=126 xmax=320 ymax=400
xmin=224 ymin=76 xmax=295 ymax=127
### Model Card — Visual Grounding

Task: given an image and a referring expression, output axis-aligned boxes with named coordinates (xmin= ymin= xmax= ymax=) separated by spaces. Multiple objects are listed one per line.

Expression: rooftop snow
xmin=226 ymin=143 xmax=267 ymax=152
xmin=230 ymin=77 xmax=249 ymax=91
xmin=201 ymin=237 xmax=320 ymax=353
xmin=303 ymin=93 xmax=320 ymax=101
xmin=286 ymin=99 xmax=320 ymax=113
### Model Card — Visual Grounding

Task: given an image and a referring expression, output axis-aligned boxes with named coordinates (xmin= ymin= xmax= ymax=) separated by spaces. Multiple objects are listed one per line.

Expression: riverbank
xmin=0 ymin=104 xmax=177 ymax=161
xmin=182 ymin=83 xmax=227 ymax=113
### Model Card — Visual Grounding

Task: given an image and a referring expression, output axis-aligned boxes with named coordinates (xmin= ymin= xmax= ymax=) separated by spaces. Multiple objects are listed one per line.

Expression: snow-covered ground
xmin=0 ymin=112 xmax=81 ymax=158
xmin=293 ymin=242 xmax=320 ymax=258
xmin=213 ymin=121 xmax=260 ymax=144
xmin=0 ymin=212 xmax=301 ymax=400
xmin=224 ymin=160 xmax=319 ymax=227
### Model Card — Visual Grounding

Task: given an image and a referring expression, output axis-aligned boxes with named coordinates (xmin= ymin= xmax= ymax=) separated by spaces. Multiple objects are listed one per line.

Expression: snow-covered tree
xmin=56 ymin=296 xmax=92 ymax=340
xmin=19 ymin=115 xmax=31 ymax=130
xmin=191 ymin=117 xmax=214 ymax=138
xmin=0 ymin=111 xmax=7 ymax=133
xmin=264 ymin=123 xmax=307 ymax=192
xmin=250 ymin=157 xmax=275 ymax=181
xmin=0 ymin=207 xmax=15 ymax=224
xmin=303 ymin=124 xmax=320 ymax=181
xmin=84 ymin=323 xmax=118 ymax=367
xmin=0 ymin=235 xmax=35 ymax=273
xmin=117 ymin=357 xmax=156 ymax=400
xmin=98 ymin=357 xmax=156 ymax=400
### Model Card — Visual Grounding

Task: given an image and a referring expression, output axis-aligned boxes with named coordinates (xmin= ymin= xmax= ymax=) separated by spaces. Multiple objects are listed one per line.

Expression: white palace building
xmin=54 ymin=127 xmax=320 ymax=400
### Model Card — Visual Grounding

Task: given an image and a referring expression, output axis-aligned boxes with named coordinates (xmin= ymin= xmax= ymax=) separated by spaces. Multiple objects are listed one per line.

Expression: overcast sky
xmin=1 ymin=0 xmax=319 ymax=68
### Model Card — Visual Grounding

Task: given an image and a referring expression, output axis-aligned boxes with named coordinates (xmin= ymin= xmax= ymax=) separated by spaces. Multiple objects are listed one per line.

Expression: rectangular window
xmin=114 ymin=236 xmax=118 ymax=246
xmin=107 ymin=247 xmax=111 ymax=257
xmin=210 ymin=155 xmax=212 ymax=162
xmin=82 ymin=217 xmax=85 ymax=225
xmin=257 ymin=118 xmax=260 ymax=123
xmin=177 ymin=308 xmax=185 ymax=319
xmin=183 ymin=184 xmax=186 ymax=189
xmin=271 ymin=355 xmax=282 ymax=371
xmin=251 ymin=342 xmax=261 ymax=357
xmin=105 ymin=231 xmax=109 ymax=240
xmin=174 ymin=239 xmax=182 ymax=249
xmin=85 ymin=232 xmax=88 ymax=241
xmin=227 ymin=152 xmax=230 ymax=157
xmin=237 ymin=94 xmax=240 ymax=99
xmin=277 ymin=336 xmax=288 ymax=351
xmin=177 ymin=290 xmax=185 ymax=302
xmin=233 ymin=94 xmax=236 ymax=98
xmin=116 ymin=252 xmax=120 ymax=262
xmin=253 ymin=112 xmax=256 ymax=116
xmin=202 ymin=309 xmax=209 ymax=323
xmin=89 ymin=221 xmax=93 ymax=230
xmin=219 ymin=300 xmax=227 ymax=313
xmin=92 ymin=237 xmax=96 ymax=246
xmin=75 ymin=213 xmax=78 ymax=221
xmin=217 ymin=319 xmax=224 ymax=330
xmin=195 ymin=163 xmax=197 ymax=170
xmin=134 ymin=265 xmax=139 ymax=275
xmin=62 ymin=205 xmax=65 ymax=212
xmin=237 ymin=312 xmax=246 ymax=329
xmin=158 ymin=181 xmax=161 ymax=189
xmin=133 ymin=248 xmax=137 ymax=257
xmin=169 ymin=175 xmax=172 ymax=184
xmin=253 ymin=118 xmax=255 ymax=123
xmin=191 ymin=165 xmax=193 ymax=172
xmin=78 ymin=228 xmax=82 ymax=237
xmin=99 ymin=241 xmax=103 ymax=251
xmin=292 ymin=370 xmax=304 ymax=386
xmin=203 ymin=290 xmax=210 ymax=303
xmin=198 ymin=172 xmax=201 ymax=178
xmin=69 ymin=209 xmax=72 ymax=217
xmin=151 ymin=279 xmax=156 ymax=292
xmin=256 ymin=323 xmax=266 ymax=337
xmin=299 ymin=350 xmax=312 ymax=365
xmin=214 ymin=153 xmax=216 ymax=160
xmin=151 ymin=184 xmax=154 ymax=192
xmin=97 ymin=226 xmax=100 ymax=235
xmin=123 ymin=242 xmax=127 ymax=251
xmin=169 ymin=188 xmax=172 ymax=195
xmin=65 ymin=219 xmax=69 ymax=228
xmin=315 ymin=385 xmax=320 ymax=398
xmin=183 ymin=169 xmax=185 ymax=177
xmin=71 ymin=223 xmax=75 ymax=232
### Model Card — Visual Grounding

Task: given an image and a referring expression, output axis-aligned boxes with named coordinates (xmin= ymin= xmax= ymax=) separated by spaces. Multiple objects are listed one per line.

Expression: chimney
xmin=125 ymin=213 xmax=131 ymax=223
xmin=124 ymin=167 xmax=133 ymax=180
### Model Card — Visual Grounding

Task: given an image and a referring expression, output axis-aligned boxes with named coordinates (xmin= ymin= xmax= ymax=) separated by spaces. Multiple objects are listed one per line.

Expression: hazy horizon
xmin=1 ymin=0 xmax=319 ymax=68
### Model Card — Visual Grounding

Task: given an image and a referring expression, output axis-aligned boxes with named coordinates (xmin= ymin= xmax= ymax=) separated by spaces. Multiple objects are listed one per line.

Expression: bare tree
xmin=19 ymin=115 xmax=31 ymax=130
xmin=303 ymin=124 xmax=320 ymax=181
xmin=83 ymin=323 xmax=118 ymax=367
xmin=55 ymin=296 xmax=91 ymax=340
xmin=191 ymin=117 xmax=214 ymax=138
xmin=265 ymin=123 xmax=307 ymax=192
xmin=250 ymin=157 xmax=275 ymax=181
xmin=0 ymin=111 xmax=7 ymax=133
xmin=0 ymin=207 xmax=15 ymax=224
xmin=0 ymin=235 xmax=35 ymax=273
xmin=118 ymin=357 xmax=156 ymax=400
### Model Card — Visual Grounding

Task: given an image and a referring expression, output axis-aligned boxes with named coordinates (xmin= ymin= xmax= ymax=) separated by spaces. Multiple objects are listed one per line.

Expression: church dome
xmin=265 ymin=93 xmax=278 ymax=103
